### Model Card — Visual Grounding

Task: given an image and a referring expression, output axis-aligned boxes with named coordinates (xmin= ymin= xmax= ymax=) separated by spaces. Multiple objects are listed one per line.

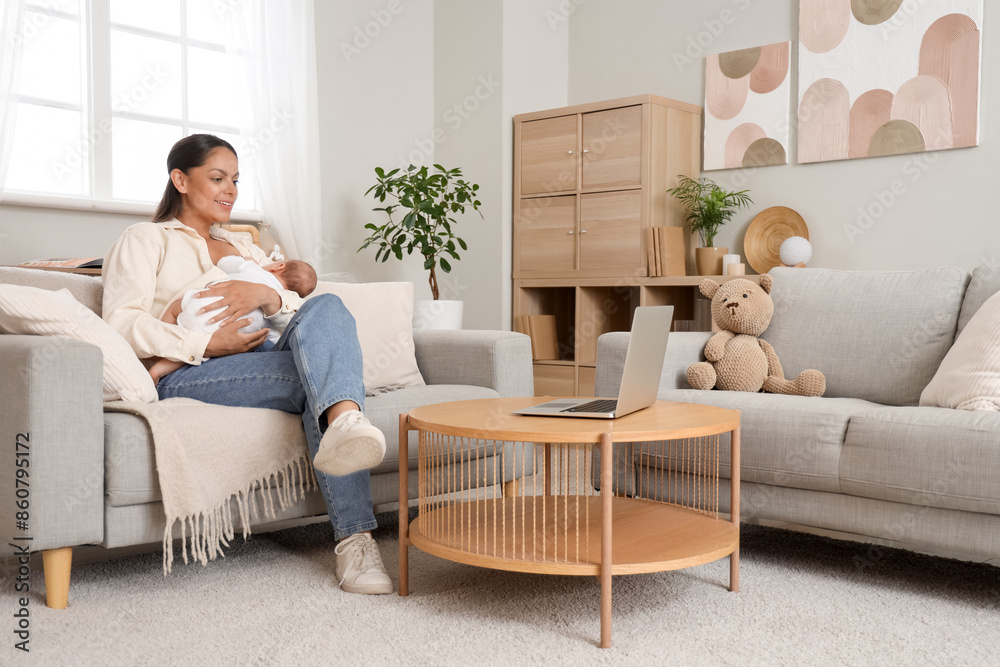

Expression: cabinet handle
xmin=567 ymin=150 xmax=574 ymax=155
xmin=580 ymin=230 xmax=587 ymax=234
xmin=582 ymin=149 xmax=590 ymax=153
xmin=567 ymin=230 xmax=574 ymax=235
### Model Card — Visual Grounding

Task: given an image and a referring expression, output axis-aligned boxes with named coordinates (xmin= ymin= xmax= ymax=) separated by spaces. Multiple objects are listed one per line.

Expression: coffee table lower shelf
xmin=408 ymin=496 xmax=737 ymax=576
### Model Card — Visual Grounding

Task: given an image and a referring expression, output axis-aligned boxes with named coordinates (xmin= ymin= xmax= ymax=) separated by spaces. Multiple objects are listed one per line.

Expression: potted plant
xmin=359 ymin=164 xmax=483 ymax=330
xmin=667 ymin=175 xmax=753 ymax=275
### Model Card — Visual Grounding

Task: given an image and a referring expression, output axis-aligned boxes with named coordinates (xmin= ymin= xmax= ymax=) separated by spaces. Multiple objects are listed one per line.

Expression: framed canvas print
xmin=704 ymin=41 xmax=791 ymax=171
xmin=798 ymin=0 xmax=982 ymax=164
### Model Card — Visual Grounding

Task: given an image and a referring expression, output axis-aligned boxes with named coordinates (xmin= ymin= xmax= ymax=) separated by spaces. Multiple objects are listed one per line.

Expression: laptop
xmin=513 ymin=306 xmax=673 ymax=419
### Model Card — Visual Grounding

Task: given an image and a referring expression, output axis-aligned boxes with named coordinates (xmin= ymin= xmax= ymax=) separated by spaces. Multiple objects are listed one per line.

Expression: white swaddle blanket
xmin=176 ymin=255 xmax=284 ymax=343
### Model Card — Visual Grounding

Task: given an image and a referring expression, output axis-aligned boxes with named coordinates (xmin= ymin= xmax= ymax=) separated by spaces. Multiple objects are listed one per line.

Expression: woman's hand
xmin=195 ymin=280 xmax=282 ymax=326
xmin=203 ymin=317 xmax=270 ymax=358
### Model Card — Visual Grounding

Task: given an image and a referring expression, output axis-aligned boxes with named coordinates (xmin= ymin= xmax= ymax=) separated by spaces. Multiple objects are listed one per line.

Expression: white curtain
xmin=0 ymin=0 xmax=25 ymax=197
xmin=223 ymin=0 xmax=323 ymax=268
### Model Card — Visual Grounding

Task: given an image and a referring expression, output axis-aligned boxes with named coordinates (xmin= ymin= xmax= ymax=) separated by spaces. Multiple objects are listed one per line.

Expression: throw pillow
xmin=920 ymin=288 xmax=1000 ymax=411
xmin=307 ymin=281 xmax=425 ymax=395
xmin=0 ymin=285 xmax=159 ymax=403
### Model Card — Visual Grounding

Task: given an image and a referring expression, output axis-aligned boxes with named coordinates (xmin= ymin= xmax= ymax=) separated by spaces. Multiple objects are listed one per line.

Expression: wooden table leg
xmin=600 ymin=433 xmax=613 ymax=648
xmin=42 ymin=547 xmax=72 ymax=609
xmin=399 ymin=413 xmax=410 ymax=597
xmin=730 ymin=424 xmax=740 ymax=593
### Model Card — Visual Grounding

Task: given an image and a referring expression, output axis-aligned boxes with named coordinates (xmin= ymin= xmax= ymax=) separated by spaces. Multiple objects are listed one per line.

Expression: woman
xmin=103 ymin=134 xmax=392 ymax=595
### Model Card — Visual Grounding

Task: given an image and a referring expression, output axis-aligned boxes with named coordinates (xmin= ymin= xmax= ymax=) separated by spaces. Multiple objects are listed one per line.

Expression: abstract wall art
xmin=703 ymin=41 xmax=791 ymax=171
xmin=798 ymin=0 xmax=982 ymax=164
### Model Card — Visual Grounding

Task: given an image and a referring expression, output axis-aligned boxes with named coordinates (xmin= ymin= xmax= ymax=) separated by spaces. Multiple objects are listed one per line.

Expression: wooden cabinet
xmin=513 ymin=95 xmax=705 ymax=396
xmin=581 ymin=106 xmax=642 ymax=190
xmin=520 ymin=115 xmax=578 ymax=195
xmin=579 ymin=190 xmax=642 ymax=271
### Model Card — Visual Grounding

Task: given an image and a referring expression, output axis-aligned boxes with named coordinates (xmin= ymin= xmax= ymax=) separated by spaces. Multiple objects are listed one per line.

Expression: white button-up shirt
xmin=102 ymin=219 xmax=303 ymax=365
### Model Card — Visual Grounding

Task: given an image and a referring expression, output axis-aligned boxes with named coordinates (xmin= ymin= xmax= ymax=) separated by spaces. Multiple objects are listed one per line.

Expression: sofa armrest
xmin=595 ymin=330 xmax=713 ymax=396
xmin=413 ymin=330 xmax=533 ymax=397
xmin=0 ymin=336 xmax=104 ymax=555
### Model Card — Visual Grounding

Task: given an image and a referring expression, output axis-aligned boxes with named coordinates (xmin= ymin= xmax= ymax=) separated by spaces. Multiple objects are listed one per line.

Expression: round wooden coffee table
xmin=397 ymin=397 xmax=741 ymax=649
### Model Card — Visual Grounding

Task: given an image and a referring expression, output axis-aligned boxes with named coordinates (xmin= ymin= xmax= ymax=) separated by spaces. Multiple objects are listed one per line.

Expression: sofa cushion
xmin=658 ymin=389 xmax=878 ymax=493
xmin=764 ymin=266 xmax=967 ymax=406
xmin=105 ymin=383 xmax=502 ymax=506
xmin=920 ymin=288 xmax=1000 ymax=410
xmin=0 ymin=285 xmax=158 ymax=403
xmin=104 ymin=412 xmax=159 ymax=507
xmin=957 ymin=262 xmax=1000 ymax=338
xmin=840 ymin=406 xmax=1000 ymax=515
xmin=0 ymin=266 xmax=104 ymax=315
xmin=367 ymin=383 xmax=500 ymax=475
xmin=308 ymin=281 xmax=425 ymax=395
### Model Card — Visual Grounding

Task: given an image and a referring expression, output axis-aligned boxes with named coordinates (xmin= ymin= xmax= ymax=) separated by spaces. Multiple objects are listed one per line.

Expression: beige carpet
xmin=15 ymin=513 xmax=1000 ymax=666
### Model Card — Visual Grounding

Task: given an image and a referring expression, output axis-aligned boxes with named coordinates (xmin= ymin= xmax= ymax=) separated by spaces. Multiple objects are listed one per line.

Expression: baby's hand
xmin=161 ymin=298 xmax=185 ymax=324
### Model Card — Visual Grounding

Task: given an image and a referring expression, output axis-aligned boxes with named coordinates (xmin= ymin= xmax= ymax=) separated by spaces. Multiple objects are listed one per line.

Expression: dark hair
xmin=152 ymin=134 xmax=238 ymax=223
xmin=281 ymin=260 xmax=318 ymax=297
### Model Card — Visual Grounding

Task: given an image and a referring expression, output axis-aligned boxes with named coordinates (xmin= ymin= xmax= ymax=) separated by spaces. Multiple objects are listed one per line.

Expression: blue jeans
xmin=156 ymin=294 xmax=378 ymax=541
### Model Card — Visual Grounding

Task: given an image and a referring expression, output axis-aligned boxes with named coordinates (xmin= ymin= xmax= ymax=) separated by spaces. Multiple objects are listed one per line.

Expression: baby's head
xmin=264 ymin=259 xmax=317 ymax=297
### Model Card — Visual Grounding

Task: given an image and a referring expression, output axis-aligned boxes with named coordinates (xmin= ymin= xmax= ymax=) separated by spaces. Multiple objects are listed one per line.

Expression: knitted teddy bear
xmin=686 ymin=275 xmax=826 ymax=396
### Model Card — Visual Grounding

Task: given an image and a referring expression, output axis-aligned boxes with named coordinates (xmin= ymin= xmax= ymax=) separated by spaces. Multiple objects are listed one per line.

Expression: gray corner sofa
xmin=596 ymin=264 xmax=1000 ymax=560
xmin=0 ymin=267 xmax=533 ymax=606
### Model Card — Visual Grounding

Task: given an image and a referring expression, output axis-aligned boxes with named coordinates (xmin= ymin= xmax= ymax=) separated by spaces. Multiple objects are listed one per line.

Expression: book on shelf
xmin=658 ymin=227 xmax=685 ymax=277
xmin=514 ymin=314 xmax=560 ymax=361
xmin=19 ymin=257 xmax=103 ymax=269
xmin=645 ymin=227 xmax=685 ymax=277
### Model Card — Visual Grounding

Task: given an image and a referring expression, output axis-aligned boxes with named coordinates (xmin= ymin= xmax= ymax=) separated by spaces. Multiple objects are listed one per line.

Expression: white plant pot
xmin=413 ymin=299 xmax=464 ymax=331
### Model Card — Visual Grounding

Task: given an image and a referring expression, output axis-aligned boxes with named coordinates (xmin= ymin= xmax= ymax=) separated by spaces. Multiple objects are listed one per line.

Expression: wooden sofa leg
xmin=503 ymin=480 xmax=520 ymax=497
xmin=42 ymin=547 xmax=72 ymax=609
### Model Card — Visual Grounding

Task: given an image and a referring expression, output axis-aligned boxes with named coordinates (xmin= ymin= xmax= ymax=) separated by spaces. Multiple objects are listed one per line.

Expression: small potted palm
xmin=667 ymin=175 xmax=753 ymax=275
xmin=359 ymin=164 xmax=482 ymax=329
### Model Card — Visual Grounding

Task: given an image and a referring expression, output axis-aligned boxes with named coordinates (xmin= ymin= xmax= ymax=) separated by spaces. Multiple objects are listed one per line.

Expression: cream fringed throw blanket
xmin=104 ymin=398 xmax=317 ymax=574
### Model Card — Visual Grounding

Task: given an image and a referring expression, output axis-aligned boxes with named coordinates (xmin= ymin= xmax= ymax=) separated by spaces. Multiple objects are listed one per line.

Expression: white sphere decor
xmin=779 ymin=236 xmax=812 ymax=266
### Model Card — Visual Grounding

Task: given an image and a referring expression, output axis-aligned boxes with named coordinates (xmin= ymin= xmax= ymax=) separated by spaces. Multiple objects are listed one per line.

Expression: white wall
xmin=432 ymin=0 xmax=504 ymax=328
xmin=0 ymin=204 xmax=145 ymax=264
xmin=569 ymin=0 xmax=999 ymax=272
xmin=313 ymin=0 xmax=435 ymax=278
xmin=429 ymin=0 xmax=569 ymax=329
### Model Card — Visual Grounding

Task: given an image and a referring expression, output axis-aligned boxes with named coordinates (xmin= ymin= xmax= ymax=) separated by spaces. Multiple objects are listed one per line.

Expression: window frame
xmin=2 ymin=0 xmax=261 ymax=222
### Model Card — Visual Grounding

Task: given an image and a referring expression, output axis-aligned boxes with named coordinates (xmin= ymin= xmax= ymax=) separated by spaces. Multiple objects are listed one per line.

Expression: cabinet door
xmin=581 ymin=106 xmax=642 ymax=190
xmin=517 ymin=195 xmax=577 ymax=273
xmin=579 ymin=191 xmax=642 ymax=272
xmin=520 ymin=115 xmax=578 ymax=195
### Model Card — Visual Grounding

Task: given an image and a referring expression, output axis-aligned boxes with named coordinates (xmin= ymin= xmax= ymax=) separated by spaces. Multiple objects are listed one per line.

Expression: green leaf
xmin=440 ymin=257 xmax=451 ymax=272
xmin=457 ymin=238 xmax=467 ymax=250
xmin=423 ymin=256 xmax=435 ymax=270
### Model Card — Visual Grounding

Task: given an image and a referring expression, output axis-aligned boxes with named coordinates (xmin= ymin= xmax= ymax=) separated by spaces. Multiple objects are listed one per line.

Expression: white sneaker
xmin=335 ymin=532 xmax=393 ymax=595
xmin=314 ymin=410 xmax=386 ymax=477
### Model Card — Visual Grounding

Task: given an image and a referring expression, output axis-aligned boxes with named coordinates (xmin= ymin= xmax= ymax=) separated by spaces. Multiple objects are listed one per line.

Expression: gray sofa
xmin=0 ymin=267 xmax=533 ymax=606
xmin=596 ymin=264 xmax=1000 ymax=560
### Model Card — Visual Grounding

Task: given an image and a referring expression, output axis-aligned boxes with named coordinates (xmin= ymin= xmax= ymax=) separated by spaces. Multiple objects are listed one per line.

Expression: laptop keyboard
xmin=560 ymin=399 xmax=618 ymax=414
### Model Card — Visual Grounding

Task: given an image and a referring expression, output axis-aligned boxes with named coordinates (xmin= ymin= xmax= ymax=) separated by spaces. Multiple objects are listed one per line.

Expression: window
xmin=4 ymin=0 xmax=257 ymax=216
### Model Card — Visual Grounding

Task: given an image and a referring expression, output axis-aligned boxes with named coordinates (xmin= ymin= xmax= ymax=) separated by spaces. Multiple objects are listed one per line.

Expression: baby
xmin=148 ymin=256 xmax=317 ymax=383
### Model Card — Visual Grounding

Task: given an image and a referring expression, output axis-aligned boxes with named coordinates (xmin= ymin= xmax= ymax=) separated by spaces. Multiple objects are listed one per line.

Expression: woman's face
xmin=172 ymin=146 xmax=239 ymax=225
